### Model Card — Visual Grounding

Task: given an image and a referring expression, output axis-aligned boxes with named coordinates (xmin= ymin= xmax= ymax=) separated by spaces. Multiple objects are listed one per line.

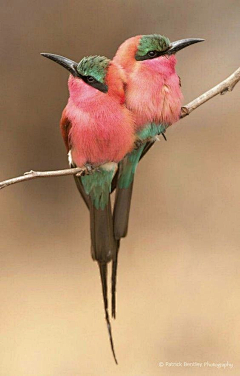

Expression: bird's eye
xmin=147 ymin=51 xmax=158 ymax=58
xmin=87 ymin=76 xmax=96 ymax=83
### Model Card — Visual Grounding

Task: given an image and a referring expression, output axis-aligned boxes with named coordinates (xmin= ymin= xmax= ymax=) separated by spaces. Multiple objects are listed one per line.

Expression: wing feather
xmin=60 ymin=109 xmax=71 ymax=151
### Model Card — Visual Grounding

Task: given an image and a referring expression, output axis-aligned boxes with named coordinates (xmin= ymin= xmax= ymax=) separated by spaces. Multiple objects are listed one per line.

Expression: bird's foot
xmin=82 ymin=163 xmax=95 ymax=175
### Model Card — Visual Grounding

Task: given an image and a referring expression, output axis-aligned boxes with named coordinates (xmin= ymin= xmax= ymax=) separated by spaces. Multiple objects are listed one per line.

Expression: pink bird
xmin=41 ymin=53 xmax=136 ymax=363
xmin=112 ymin=34 xmax=204 ymax=318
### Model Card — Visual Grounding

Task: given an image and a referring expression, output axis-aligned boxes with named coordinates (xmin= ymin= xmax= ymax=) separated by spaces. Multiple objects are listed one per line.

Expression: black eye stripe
xmin=135 ymin=49 xmax=169 ymax=61
xmin=79 ymin=74 xmax=108 ymax=93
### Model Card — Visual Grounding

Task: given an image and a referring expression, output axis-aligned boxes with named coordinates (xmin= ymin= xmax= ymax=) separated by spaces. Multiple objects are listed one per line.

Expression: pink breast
xmin=65 ymin=98 xmax=134 ymax=167
xmin=126 ymin=55 xmax=183 ymax=129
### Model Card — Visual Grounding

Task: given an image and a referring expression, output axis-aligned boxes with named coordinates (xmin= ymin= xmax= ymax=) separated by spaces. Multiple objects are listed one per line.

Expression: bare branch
xmin=0 ymin=167 xmax=83 ymax=190
xmin=0 ymin=67 xmax=239 ymax=191
xmin=181 ymin=67 xmax=240 ymax=118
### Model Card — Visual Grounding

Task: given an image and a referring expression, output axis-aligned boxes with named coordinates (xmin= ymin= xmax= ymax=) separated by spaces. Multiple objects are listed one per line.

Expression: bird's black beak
xmin=41 ymin=53 xmax=79 ymax=77
xmin=167 ymin=38 xmax=204 ymax=55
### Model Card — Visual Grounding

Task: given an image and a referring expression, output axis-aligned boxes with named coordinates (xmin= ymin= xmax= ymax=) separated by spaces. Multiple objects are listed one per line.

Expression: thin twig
xmin=0 ymin=168 xmax=84 ymax=190
xmin=0 ymin=67 xmax=239 ymax=191
xmin=181 ymin=67 xmax=240 ymax=118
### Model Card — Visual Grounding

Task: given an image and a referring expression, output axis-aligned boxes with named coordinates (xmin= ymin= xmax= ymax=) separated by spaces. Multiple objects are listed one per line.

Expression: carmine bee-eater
xmin=41 ymin=53 xmax=136 ymax=363
xmin=111 ymin=34 xmax=204 ymax=318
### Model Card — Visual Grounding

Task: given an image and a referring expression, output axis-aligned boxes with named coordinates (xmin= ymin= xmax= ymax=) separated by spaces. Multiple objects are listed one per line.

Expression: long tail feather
xmin=111 ymin=240 xmax=120 ymax=319
xmin=113 ymin=181 xmax=134 ymax=239
xmin=88 ymin=196 xmax=118 ymax=363
xmin=111 ymin=149 xmax=143 ymax=319
xmin=74 ymin=165 xmax=118 ymax=362
xmin=111 ymin=182 xmax=134 ymax=320
xmin=111 ymin=183 xmax=133 ymax=319
xmin=111 ymin=132 xmax=164 ymax=319
xmin=98 ymin=263 xmax=118 ymax=364
xmin=89 ymin=198 xmax=116 ymax=262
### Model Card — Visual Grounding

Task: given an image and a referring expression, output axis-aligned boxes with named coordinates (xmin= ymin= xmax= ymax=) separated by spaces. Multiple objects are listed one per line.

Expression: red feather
xmin=60 ymin=108 xmax=71 ymax=152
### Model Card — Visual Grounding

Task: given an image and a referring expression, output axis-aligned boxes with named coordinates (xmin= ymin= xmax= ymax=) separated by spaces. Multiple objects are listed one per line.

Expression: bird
xmin=41 ymin=52 xmax=136 ymax=363
xmin=111 ymin=34 xmax=204 ymax=319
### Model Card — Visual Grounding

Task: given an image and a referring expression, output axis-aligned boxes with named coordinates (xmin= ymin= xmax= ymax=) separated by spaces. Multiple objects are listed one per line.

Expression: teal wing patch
xmin=81 ymin=168 xmax=116 ymax=210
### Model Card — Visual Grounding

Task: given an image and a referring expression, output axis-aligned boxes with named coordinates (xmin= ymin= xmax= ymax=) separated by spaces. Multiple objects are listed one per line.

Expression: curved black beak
xmin=167 ymin=38 xmax=204 ymax=55
xmin=41 ymin=53 xmax=78 ymax=77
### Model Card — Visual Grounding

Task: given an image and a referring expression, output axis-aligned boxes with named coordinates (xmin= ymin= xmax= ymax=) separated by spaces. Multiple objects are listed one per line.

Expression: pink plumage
xmin=114 ymin=36 xmax=183 ymax=129
xmin=61 ymin=62 xmax=135 ymax=167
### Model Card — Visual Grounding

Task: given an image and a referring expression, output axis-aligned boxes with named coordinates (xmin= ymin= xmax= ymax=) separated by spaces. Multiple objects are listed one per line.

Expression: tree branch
xmin=1 ymin=67 xmax=239 ymax=191
xmin=180 ymin=67 xmax=240 ymax=118
xmin=0 ymin=168 xmax=84 ymax=190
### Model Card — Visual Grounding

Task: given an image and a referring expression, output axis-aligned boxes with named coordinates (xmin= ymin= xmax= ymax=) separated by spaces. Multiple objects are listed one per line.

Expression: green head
xmin=135 ymin=34 xmax=204 ymax=61
xmin=136 ymin=34 xmax=171 ymax=60
xmin=77 ymin=55 xmax=110 ymax=86
xmin=41 ymin=53 xmax=110 ymax=93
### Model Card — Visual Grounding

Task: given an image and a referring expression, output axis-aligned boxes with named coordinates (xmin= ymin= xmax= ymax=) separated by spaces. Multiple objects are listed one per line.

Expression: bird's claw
xmin=83 ymin=163 xmax=95 ymax=175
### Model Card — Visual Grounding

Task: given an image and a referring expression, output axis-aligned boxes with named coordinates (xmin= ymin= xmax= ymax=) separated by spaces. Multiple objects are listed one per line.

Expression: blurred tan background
xmin=1 ymin=0 xmax=240 ymax=375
